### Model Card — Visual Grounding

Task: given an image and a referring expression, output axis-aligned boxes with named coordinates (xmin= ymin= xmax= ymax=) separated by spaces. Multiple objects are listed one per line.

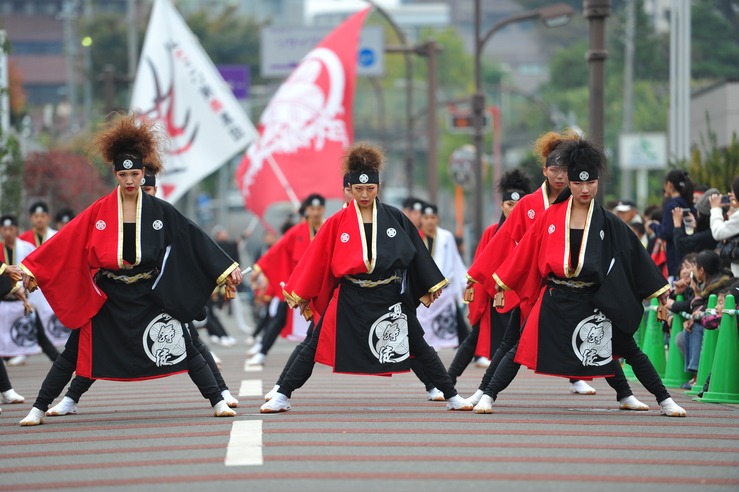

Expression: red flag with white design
xmin=131 ymin=0 xmax=256 ymax=204
xmin=235 ymin=8 xmax=370 ymax=218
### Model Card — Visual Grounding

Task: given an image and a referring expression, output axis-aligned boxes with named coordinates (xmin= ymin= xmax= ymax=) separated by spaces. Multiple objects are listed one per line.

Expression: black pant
xmin=278 ymin=316 xmax=459 ymax=399
xmin=447 ymin=324 xmax=479 ymax=386
xmin=34 ymin=312 xmax=60 ymax=362
xmin=260 ymin=301 xmax=288 ymax=355
xmin=483 ymin=328 xmax=668 ymax=403
xmin=0 ymin=356 xmax=11 ymax=392
xmin=204 ymin=300 xmax=229 ymax=339
xmin=276 ymin=322 xmax=315 ymax=386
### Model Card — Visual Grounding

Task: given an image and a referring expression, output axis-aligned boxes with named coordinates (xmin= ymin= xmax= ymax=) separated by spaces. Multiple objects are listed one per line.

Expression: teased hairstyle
xmin=556 ymin=137 xmax=609 ymax=178
xmin=89 ymin=112 xmax=166 ymax=175
xmin=497 ymin=168 xmax=534 ymax=195
xmin=342 ymin=142 xmax=386 ymax=174
xmin=532 ymin=128 xmax=580 ymax=166
xmin=664 ymin=169 xmax=694 ymax=206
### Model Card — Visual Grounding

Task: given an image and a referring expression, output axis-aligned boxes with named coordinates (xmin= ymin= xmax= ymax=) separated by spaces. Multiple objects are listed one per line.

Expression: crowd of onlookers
xmin=607 ymin=169 xmax=739 ymax=392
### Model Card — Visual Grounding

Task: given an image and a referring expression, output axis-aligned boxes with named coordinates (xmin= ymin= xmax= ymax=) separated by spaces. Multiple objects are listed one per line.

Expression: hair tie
xmin=679 ymin=181 xmax=685 ymax=188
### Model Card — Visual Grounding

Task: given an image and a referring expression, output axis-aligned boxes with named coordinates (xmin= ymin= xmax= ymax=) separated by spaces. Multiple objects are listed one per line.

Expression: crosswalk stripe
xmin=225 ymin=420 xmax=263 ymax=466
xmin=238 ymin=379 xmax=263 ymax=397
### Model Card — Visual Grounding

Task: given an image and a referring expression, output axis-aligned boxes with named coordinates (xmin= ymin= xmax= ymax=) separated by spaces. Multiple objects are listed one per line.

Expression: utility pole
xmin=83 ymin=0 xmax=93 ymax=128
xmin=584 ymin=0 xmax=611 ymax=204
xmin=424 ymin=39 xmax=440 ymax=204
xmin=622 ymin=0 xmax=635 ymax=201
xmin=127 ymin=0 xmax=138 ymax=92
xmin=61 ymin=0 xmax=79 ymax=132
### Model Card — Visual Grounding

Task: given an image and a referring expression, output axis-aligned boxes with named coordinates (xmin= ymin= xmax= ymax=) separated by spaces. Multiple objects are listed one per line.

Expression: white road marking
xmin=225 ymin=420 xmax=263 ymax=466
xmin=238 ymin=379 xmax=263 ymax=397
xmin=244 ymin=361 xmax=263 ymax=372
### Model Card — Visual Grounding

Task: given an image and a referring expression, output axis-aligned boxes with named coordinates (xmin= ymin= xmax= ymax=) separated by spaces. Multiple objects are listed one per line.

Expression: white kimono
xmin=417 ymin=227 xmax=467 ymax=348
xmin=0 ymin=239 xmax=41 ymax=356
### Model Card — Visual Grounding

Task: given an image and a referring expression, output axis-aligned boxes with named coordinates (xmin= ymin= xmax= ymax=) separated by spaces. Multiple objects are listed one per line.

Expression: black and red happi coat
xmin=284 ymin=199 xmax=447 ymax=375
xmin=21 ymin=188 xmax=237 ymax=381
xmin=493 ymin=197 xmax=669 ymax=379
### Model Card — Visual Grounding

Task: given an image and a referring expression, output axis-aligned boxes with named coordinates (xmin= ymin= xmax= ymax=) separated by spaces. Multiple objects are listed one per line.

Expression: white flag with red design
xmin=235 ymin=8 xmax=370 ymax=218
xmin=131 ymin=0 xmax=255 ymax=204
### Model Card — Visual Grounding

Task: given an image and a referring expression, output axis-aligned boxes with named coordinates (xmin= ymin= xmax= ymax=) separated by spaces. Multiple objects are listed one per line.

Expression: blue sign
xmin=358 ymin=48 xmax=374 ymax=67
xmin=216 ymin=65 xmax=250 ymax=100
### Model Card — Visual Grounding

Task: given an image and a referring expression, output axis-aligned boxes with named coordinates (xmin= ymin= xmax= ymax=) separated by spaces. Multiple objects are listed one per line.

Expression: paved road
xmin=1 ymin=311 xmax=738 ymax=492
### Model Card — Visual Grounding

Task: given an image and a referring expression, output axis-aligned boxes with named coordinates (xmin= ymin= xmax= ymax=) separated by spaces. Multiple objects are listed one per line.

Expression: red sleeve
xmin=493 ymin=218 xmax=546 ymax=308
xmin=284 ymin=214 xmax=341 ymax=316
xmin=20 ymin=200 xmax=107 ymax=329
xmin=255 ymin=225 xmax=301 ymax=301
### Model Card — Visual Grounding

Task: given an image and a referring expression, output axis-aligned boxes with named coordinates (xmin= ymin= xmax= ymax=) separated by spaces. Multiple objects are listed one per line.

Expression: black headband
xmin=502 ymin=190 xmax=527 ymax=202
xmin=0 ymin=215 xmax=18 ymax=227
xmin=142 ymin=172 xmax=157 ymax=187
xmin=568 ymin=168 xmax=599 ymax=182
xmin=347 ymin=171 xmax=380 ymax=185
xmin=423 ymin=204 xmax=438 ymax=215
xmin=114 ymin=156 xmax=144 ymax=171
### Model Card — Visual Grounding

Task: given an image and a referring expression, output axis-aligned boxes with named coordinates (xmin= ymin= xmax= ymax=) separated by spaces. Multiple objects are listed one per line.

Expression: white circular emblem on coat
xmin=548 ymin=224 xmax=556 ymax=234
xmin=153 ymin=220 xmax=163 ymax=230
xmin=528 ymin=210 xmax=535 ymax=219
xmin=359 ymin=173 xmax=369 ymax=183
xmin=387 ymin=228 xmax=396 ymax=238
xmin=600 ymin=230 xmax=605 ymax=240
xmin=340 ymin=233 xmax=350 ymax=243
xmin=123 ymin=159 xmax=134 ymax=169
xmin=511 ymin=192 xmax=520 ymax=201
xmin=96 ymin=220 xmax=106 ymax=230
xmin=579 ymin=171 xmax=590 ymax=181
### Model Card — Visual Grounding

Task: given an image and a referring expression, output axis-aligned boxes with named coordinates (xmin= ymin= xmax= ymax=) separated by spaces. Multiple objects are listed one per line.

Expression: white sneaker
xmin=264 ymin=384 xmax=280 ymax=401
xmin=221 ymin=390 xmax=239 ymax=408
xmin=213 ymin=400 xmax=236 ymax=417
xmin=426 ymin=388 xmax=446 ymax=401
xmin=475 ymin=357 xmax=491 ymax=368
xmin=468 ymin=389 xmax=484 ymax=405
xmin=46 ymin=396 xmax=77 ymax=416
xmin=247 ymin=353 xmax=265 ymax=365
xmin=210 ymin=335 xmax=221 ymax=344
xmin=246 ymin=342 xmax=262 ymax=356
xmin=244 ymin=335 xmax=256 ymax=346
xmin=446 ymin=394 xmax=473 ymax=411
xmin=20 ymin=407 xmax=45 ymax=426
xmin=220 ymin=336 xmax=236 ymax=347
xmin=570 ymin=380 xmax=597 ymax=395
xmin=7 ymin=355 xmax=27 ymax=366
xmin=1 ymin=389 xmax=25 ymax=404
xmin=211 ymin=352 xmax=223 ymax=370
xmin=260 ymin=393 xmax=291 ymax=413
xmin=659 ymin=397 xmax=687 ymax=417
xmin=473 ymin=394 xmax=494 ymax=414
xmin=619 ymin=395 xmax=649 ymax=411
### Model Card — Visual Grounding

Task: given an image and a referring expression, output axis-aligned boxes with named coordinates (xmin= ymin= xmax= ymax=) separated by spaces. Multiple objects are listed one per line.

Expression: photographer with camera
xmin=672 ymin=189 xmax=718 ymax=255
xmin=709 ymin=176 xmax=739 ymax=276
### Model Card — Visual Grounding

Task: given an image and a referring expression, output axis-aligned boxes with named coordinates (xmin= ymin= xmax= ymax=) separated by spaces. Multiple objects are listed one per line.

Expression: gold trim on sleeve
xmin=216 ymin=262 xmax=239 ymax=285
xmin=646 ymin=284 xmax=670 ymax=300
xmin=427 ymin=278 xmax=449 ymax=294
xmin=8 ymin=282 xmax=20 ymax=296
xmin=465 ymin=273 xmax=478 ymax=284
xmin=252 ymin=263 xmax=263 ymax=275
xmin=19 ymin=263 xmax=34 ymax=279
xmin=493 ymin=272 xmax=512 ymax=291
xmin=0 ymin=263 xmax=5 ymax=276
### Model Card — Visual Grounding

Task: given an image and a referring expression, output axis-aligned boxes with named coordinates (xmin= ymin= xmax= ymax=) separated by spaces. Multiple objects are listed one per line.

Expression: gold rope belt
xmin=99 ymin=269 xmax=158 ymax=284
xmin=548 ymin=276 xmax=595 ymax=289
xmin=343 ymin=275 xmax=401 ymax=288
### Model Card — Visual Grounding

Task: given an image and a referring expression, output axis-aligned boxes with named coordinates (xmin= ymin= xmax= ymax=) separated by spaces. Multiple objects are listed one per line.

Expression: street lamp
xmin=471 ymin=1 xmax=576 ymax=249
